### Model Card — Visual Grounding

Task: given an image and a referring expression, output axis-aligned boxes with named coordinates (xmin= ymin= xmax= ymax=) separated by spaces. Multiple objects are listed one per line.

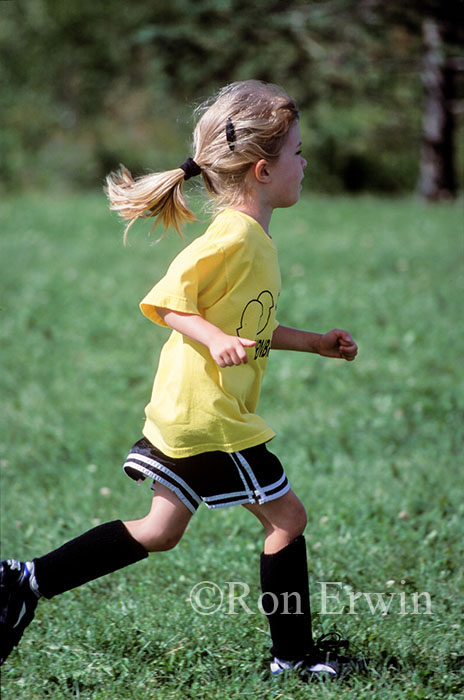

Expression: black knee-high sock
xmin=32 ymin=520 xmax=148 ymax=599
xmin=260 ymin=535 xmax=314 ymax=661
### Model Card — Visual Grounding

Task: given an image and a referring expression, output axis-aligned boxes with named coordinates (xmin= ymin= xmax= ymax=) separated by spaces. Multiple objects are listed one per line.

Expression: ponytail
xmin=105 ymin=165 xmax=197 ymax=244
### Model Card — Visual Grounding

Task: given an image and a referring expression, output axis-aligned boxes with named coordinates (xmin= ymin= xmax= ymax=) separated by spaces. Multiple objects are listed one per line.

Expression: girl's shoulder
xmin=165 ymin=210 xmax=247 ymax=268
xmin=202 ymin=208 xmax=264 ymax=250
xmin=172 ymin=209 xmax=271 ymax=269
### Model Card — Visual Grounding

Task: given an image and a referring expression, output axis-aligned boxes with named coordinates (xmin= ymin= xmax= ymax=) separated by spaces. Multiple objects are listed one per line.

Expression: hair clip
xmin=226 ymin=117 xmax=236 ymax=152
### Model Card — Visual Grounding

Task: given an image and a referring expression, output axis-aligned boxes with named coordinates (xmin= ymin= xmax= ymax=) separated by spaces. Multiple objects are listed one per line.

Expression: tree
xmin=361 ymin=0 xmax=464 ymax=199
xmin=417 ymin=18 xmax=458 ymax=200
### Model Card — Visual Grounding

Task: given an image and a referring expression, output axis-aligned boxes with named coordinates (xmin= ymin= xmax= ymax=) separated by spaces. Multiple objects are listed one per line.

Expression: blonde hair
xmin=105 ymin=80 xmax=299 ymax=241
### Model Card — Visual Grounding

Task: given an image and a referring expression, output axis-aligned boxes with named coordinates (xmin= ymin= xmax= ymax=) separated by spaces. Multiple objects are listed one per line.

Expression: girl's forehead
xmin=284 ymin=122 xmax=301 ymax=148
xmin=289 ymin=122 xmax=301 ymax=140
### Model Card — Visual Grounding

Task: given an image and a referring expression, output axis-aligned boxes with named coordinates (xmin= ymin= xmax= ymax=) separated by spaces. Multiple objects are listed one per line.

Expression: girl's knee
xmin=125 ymin=487 xmax=192 ymax=553
xmin=290 ymin=503 xmax=308 ymax=538
xmin=125 ymin=518 xmax=187 ymax=553
xmin=282 ymin=494 xmax=308 ymax=537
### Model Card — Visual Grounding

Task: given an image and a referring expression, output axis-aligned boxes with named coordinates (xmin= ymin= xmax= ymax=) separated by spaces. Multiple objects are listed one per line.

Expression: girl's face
xmin=267 ymin=122 xmax=307 ymax=209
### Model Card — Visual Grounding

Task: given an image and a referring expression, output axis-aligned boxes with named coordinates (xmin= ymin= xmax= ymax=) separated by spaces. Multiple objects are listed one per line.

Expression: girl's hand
xmin=209 ymin=334 xmax=256 ymax=367
xmin=318 ymin=329 xmax=358 ymax=361
xmin=156 ymin=308 xmax=256 ymax=367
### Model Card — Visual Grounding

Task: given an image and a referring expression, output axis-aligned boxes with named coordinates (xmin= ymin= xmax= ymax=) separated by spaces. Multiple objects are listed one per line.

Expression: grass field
xmin=1 ymin=192 xmax=463 ymax=699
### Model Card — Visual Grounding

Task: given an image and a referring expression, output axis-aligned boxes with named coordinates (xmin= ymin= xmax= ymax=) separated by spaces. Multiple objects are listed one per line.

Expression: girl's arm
xmin=156 ymin=307 xmax=256 ymax=368
xmin=271 ymin=324 xmax=358 ymax=362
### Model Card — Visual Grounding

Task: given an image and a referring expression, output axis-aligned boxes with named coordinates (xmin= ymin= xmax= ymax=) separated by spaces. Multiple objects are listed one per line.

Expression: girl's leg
xmin=125 ymin=483 xmax=193 ymax=552
xmin=1 ymin=485 xmax=191 ymax=664
xmin=243 ymin=490 xmax=313 ymax=662
xmin=33 ymin=483 xmax=192 ymax=598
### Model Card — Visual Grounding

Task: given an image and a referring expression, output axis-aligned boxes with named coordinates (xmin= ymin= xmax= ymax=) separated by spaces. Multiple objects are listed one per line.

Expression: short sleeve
xmin=140 ymin=240 xmax=226 ymax=327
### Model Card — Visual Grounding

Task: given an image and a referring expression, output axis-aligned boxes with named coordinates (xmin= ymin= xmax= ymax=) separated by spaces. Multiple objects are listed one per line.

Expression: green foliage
xmin=1 ymin=0 xmax=462 ymax=192
xmin=0 ymin=193 xmax=463 ymax=699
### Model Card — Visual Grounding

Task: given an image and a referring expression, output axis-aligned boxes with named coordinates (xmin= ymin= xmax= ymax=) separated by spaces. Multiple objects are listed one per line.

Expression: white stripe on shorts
xmin=203 ymin=489 xmax=252 ymax=503
xmin=124 ymin=461 xmax=198 ymax=514
xmin=234 ymin=450 xmax=266 ymax=502
xmin=124 ymin=453 xmax=201 ymax=512
xmin=261 ymin=471 xmax=287 ymax=494
xmin=228 ymin=453 xmax=255 ymax=500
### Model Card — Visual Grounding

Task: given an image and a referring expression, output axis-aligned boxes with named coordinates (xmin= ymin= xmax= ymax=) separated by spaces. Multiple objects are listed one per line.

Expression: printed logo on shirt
xmin=236 ymin=290 xmax=274 ymax=359
xmin=253 ymin=338 xmax=271 ymax=359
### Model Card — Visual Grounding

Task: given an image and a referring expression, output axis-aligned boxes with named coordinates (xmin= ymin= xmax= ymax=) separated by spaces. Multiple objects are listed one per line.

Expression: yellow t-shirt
xmin=140 ymin=209 xmax=281 ymax=457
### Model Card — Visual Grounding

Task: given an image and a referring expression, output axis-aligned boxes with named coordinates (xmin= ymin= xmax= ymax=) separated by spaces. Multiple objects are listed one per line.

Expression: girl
xmin=1 ymin=80 xmax=361 ymax=681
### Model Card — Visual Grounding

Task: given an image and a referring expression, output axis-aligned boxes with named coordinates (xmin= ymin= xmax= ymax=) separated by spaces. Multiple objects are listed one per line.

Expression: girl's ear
xmin=252 ymin=159 xmax=272 ymax=184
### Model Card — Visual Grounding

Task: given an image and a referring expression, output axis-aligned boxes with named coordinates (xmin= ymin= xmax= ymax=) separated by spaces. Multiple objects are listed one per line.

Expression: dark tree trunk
xmin=417 ymin=19 xmax=457 ymax=200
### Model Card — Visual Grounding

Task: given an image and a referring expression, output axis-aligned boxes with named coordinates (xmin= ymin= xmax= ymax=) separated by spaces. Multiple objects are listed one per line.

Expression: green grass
xmin=1 ymin=192 xmax=463 ymax=699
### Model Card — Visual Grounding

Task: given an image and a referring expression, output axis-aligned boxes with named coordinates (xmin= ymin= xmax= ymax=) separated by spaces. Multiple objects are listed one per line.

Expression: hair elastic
xmin=226 ymin=117 xmax=236 ymax=151
xmin=179 ymin=157 xmax=202 ymax=180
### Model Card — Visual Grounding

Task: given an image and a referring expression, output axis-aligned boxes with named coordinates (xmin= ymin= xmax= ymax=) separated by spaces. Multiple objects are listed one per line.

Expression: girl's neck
xmin=232 ymin=201 xmax=273 ymax=238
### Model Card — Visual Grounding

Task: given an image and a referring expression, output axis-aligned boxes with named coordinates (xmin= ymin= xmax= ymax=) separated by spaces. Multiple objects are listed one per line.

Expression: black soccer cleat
xmin=270 ymin=631 xmax=369 ymax=681
xmin=0 ymin=559 xmax=40 ymax=665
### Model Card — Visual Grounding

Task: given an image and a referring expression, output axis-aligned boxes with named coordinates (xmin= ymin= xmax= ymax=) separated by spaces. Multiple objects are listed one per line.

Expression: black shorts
xmin=123 ymin=437 xmax=290 ymax=514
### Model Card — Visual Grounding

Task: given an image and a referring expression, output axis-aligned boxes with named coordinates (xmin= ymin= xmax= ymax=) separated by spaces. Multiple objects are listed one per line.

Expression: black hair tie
xmin=226 ymin=117 xmax=236 ymax=151
xmin=179 ymin=157 xmax=202 ymax=180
